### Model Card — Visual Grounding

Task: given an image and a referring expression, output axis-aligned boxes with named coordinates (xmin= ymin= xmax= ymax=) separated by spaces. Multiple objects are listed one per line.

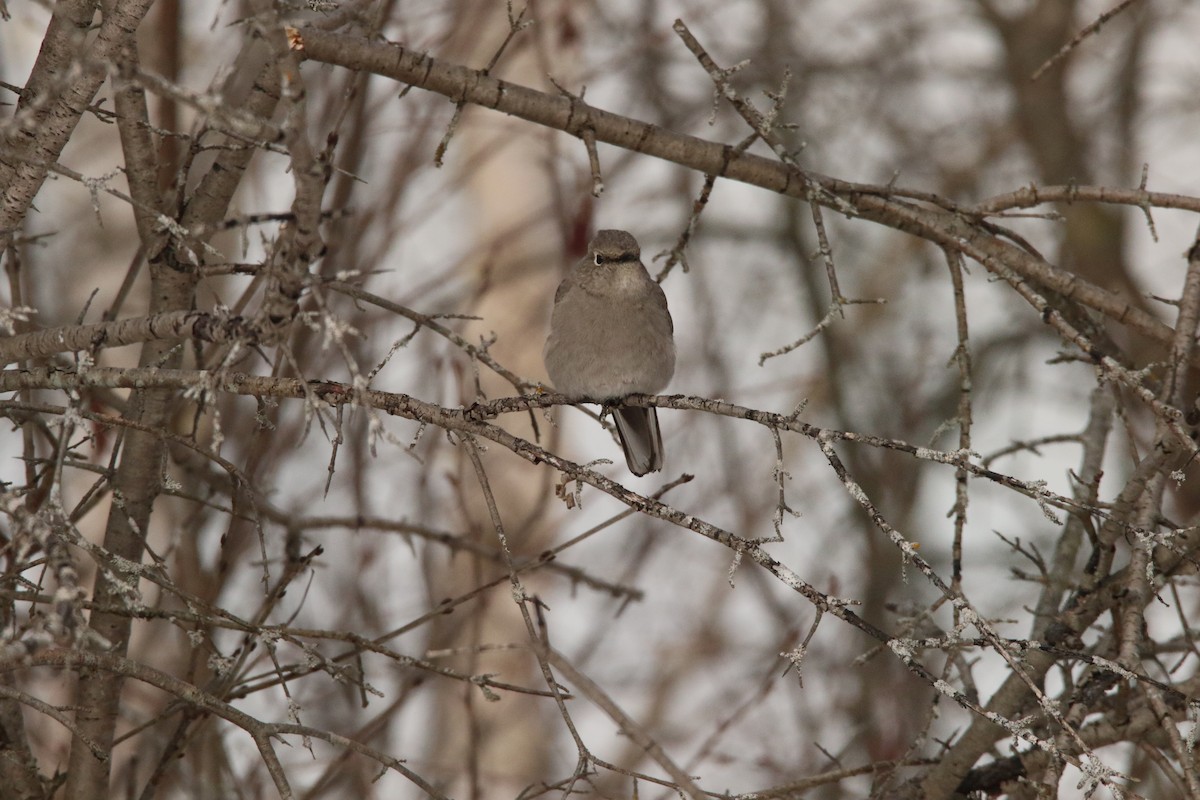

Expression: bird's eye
xmin=594 ymin=254 xmax=605 ymax=265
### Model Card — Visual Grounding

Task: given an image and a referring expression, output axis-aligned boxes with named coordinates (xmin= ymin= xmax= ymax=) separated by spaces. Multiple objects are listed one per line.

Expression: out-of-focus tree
xmin=2 ymin=1 xmax=1199 ymax=798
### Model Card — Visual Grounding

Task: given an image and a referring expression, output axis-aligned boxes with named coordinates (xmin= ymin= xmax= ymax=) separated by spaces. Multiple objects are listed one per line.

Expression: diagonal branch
xmin=0 ymin=0 xmax=158 ymax=252
xmin=289 ymin=24 xmax=1192 ymax=364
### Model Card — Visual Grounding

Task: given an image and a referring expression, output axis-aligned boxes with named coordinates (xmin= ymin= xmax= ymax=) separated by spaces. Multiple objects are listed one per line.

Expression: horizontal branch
xmin=0 ymin=365 xmax=899 ymax=628
xmin=0 ymin=310 xmax=257 ymax=366
xmin=0 ymin=366 xmax=1154 ymax=556
xmin=975 ymin=183 xmax=1200 ymax=215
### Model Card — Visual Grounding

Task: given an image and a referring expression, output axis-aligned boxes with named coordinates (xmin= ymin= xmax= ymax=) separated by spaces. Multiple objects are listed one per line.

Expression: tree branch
xmin=290 ymin=25 xmax=1191 ymax=363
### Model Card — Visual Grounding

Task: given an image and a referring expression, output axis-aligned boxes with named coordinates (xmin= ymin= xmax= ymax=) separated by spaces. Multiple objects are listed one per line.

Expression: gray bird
xmin=544 ymin=229 xmax=675 ymax=476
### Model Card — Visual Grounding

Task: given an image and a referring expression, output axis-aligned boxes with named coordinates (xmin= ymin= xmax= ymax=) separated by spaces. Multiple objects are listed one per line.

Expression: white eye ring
xmin=594 ymin=254 xmax=604 ymax=265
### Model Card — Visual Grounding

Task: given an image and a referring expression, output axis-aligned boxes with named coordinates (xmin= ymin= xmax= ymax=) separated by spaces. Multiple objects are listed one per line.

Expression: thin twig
xmin=433 ymin=2 xmax=531 ymax=167
xmin=944 ymin=248 xmax=973 ymax=599
xmin=758 ymin=298 xmax=885 ymax=365
xmin=1031 ymin=0 xmax=1145 ymax=82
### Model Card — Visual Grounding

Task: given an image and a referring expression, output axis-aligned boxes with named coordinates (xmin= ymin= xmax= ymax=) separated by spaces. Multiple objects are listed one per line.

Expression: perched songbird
xmin=544 ymin=229 xmax=675 ymax=475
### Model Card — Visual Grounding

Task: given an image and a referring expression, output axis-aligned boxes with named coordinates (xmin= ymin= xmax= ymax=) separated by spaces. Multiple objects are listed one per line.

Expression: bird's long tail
xmin=614 ymin=406 xmax=664 ymax=476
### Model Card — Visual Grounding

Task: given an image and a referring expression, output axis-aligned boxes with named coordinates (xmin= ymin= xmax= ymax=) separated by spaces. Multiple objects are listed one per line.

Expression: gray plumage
xmin=544 ymin=229 xmax=675 ymax=476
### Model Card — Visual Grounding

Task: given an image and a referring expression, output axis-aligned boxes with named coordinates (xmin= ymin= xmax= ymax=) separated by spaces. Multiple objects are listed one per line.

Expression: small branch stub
xmin=286 ymin=26 xmax=304 ymax=52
